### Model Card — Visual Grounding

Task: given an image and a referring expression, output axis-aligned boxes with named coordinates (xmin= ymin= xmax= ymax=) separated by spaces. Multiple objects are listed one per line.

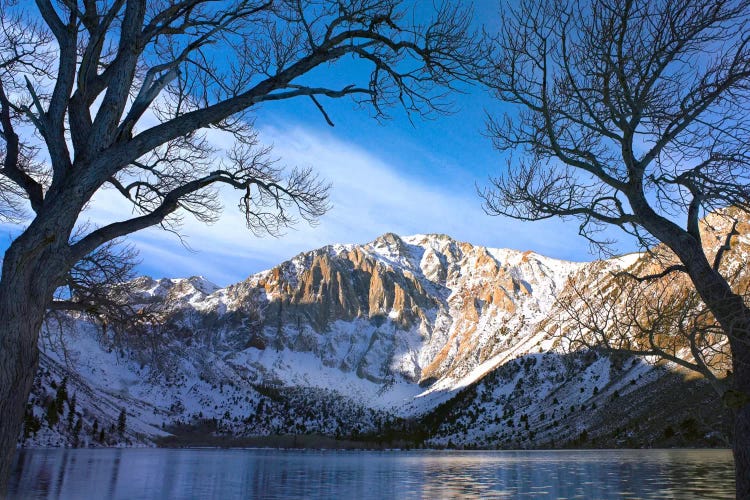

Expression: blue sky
xmin=1 ymin=2 xmax=619 ymax=286
xmin=93 ymin=83 xmax=598 ymax=286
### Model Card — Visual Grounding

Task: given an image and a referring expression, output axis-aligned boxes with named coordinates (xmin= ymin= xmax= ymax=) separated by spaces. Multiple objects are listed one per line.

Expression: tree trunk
xmin=731 ymin=342 xmax=750 ymax=499
xmin=0 ymin=230 xmax=65 ymax=495
xmin=673 ymin=246 xmax=750 ymax=499
xmin=689 ymin=270 xmax=750 ymax=499
xmin=637 ymin=210 xmax=750 ymax=498
xmin=0 ymin=297 xmax=44 ymax=495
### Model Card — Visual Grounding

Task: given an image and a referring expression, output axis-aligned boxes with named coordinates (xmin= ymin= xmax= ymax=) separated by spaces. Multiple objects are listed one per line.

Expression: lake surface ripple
xmin=8 ymin=448 xmax=735 ymax=499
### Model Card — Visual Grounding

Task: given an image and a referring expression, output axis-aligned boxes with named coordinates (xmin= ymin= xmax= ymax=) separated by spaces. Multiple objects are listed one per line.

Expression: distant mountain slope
xmin=20 ymin=213 xmax=744 ymax=448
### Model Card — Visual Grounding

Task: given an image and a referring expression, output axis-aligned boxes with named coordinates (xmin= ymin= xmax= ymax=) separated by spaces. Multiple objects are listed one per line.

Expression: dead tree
xmin=0 ymin=0 xmax=477 ymax=490
xmin=478 ymin=0 xmax=750 ymax=495
xmin=556 ymin=227 xmax=744 ymax=397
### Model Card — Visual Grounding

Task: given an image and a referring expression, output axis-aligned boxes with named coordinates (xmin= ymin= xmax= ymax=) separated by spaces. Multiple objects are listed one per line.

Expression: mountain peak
xmin=185 ymin=276 xmax=220 ymax=295
xmin=370 ymin=232 xmax=405 ymax=248
xmin=25 ymin=216 xmax=745 ymax=452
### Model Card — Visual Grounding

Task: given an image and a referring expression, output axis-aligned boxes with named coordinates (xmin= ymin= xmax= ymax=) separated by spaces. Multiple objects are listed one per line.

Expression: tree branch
xmin=0 ymin=81 xmax=43 ymax=212
xmin=613 ymin=264 xmax=687 ymax=283
xmin=714 ymin=219 xmax=740 ymax=271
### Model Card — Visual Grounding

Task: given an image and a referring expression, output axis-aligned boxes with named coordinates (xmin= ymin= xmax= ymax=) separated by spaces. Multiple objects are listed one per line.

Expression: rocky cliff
xmin=19 ymin=214 xmax=744 ymax=449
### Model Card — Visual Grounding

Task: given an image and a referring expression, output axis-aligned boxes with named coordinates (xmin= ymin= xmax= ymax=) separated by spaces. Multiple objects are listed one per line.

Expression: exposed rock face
xmin=212 ymin=233 xmax=584 ymax=386
xmin=260 ymin=245 xmax=434 ymax=333
xmin=21 ymin=212 xmax=748 ymax=449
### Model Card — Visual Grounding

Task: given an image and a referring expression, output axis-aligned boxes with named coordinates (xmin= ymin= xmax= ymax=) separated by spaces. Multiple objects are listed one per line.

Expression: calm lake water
xmin=8 ymin=448 xmax=734 ymax=499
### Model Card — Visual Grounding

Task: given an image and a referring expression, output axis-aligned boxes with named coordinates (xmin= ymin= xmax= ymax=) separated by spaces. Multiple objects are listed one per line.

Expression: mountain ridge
xmin=19 ymin=224 xmax=737 ymax=449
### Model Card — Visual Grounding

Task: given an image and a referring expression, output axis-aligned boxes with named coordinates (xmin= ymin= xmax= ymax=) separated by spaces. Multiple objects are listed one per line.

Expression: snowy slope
xmin=20 ymin=223 xmax=739 ymax=448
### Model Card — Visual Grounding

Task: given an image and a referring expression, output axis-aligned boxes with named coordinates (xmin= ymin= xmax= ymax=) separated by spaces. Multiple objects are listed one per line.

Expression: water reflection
xmin=9 ymin=448 xmax=734 ymax=499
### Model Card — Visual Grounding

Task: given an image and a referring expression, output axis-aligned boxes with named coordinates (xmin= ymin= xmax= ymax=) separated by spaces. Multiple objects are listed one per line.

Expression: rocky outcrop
xmin=95 ymin=214 xmax=748 ymax=391
xmin=221 ymin=233 xmax=584 ymax=385
xmin=255 ymin=245 xmax=435 ymax=333
xmin=21 ymin=211 xmax=748 ymax=449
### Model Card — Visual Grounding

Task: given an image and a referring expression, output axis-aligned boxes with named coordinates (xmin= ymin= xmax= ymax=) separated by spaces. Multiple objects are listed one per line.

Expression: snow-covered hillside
xmin=20 ymin=227 xmax=735 ymax=449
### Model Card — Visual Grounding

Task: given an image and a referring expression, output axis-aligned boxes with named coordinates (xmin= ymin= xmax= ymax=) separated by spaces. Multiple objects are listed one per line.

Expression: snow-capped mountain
xmin=22 ymin=214 xmax=742 ymax=449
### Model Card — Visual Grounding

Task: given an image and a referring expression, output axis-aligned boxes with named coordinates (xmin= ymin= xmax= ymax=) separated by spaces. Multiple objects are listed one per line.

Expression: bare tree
xmin=479 ymin=0 xmax=750 ymax=495
xmin=0 ymin=0 xmax=476 ymax=490
xmin=47 ymin=236 xmax=157 ymax=340
xmin=41 ymin=238 xmax=159 ymax=361
xmin=555 ymin=216 xmax=747 ymax=397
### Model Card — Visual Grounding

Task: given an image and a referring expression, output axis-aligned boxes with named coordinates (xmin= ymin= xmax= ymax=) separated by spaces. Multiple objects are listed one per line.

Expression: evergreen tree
xmin=98 ymin=429 xmax=105 ymax=444
xmin=67 ymin=394 xmax=76 ymax=431
xmin=73 ymin=418 xmax=82 ymax=448
xmin=23 ymin=406 xmax=40 ymax=439
xmin=55 ymin=378 xmax=68 ymax=414
xmin=45 ymin=401 xmax=59 ymax=428
xmin=22 ymin=410 xmax=30 ymax=439
xmin=92 ymin=420 xmax=98 ymax=439
xmin=117 ymin=409 xmax=126 ymax=437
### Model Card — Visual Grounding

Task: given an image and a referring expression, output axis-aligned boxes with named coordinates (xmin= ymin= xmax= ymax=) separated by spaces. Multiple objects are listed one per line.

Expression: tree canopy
xmin=0 ymin=0 xmax=478 ymax=492
xmin=478 ymin=1 xmax=750 ymax=495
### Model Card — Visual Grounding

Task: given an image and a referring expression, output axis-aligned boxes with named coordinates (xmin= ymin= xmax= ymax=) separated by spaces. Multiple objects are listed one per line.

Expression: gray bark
xmin=0 ymin=194 xmax=79 ymax=494
xmin=638 ymin=208 xmax=750 ymax=499
xmin=0 ymin=298 xmax=42 ymax=495
xmin=0 ymin=235 xmax=66 ymax=494
xmin=736 ymin=401 xmax=750 ymax=499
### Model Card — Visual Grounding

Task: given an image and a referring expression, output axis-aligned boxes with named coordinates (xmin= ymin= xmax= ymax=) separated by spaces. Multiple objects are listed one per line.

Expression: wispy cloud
xmin=70 ymin=123 xmax=595 ymax=286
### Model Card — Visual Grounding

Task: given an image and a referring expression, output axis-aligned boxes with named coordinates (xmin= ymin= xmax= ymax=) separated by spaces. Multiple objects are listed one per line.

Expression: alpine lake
xmin=8 ymin=448 xmax=734 ymax=499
